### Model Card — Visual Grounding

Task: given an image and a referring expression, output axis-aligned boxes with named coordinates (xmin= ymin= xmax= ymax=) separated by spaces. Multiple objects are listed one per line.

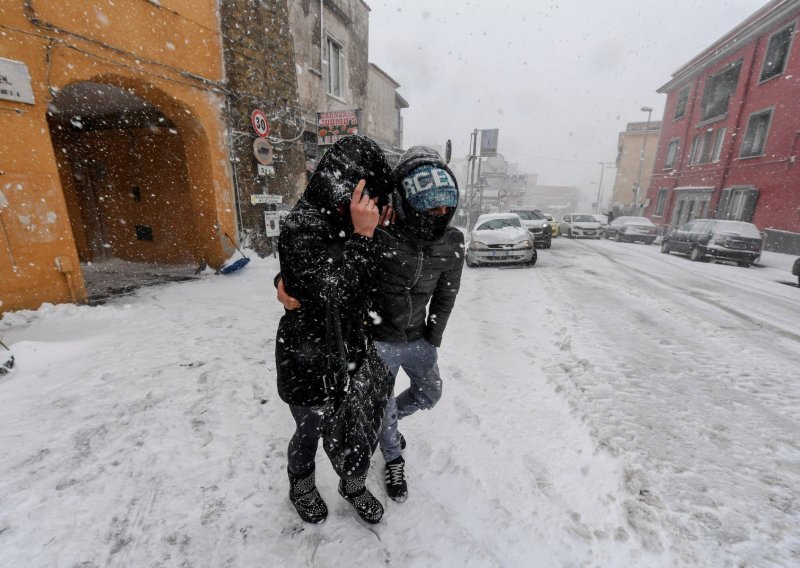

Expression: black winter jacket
xmin=275 ymin=136 xmax=392 ymax=407
xmin=371 ymin=225 xmax=463 ymax=347
xmin=369 ymin=146 xmax=465 ymax=347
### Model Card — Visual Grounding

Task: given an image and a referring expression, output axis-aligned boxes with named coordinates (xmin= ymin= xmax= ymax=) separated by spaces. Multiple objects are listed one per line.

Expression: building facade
xmin=366 ymin=63 xmax=408 ymax=164
xmin=288 ymin=0 xmax=408 ymax=168
xmin=644 ymin=0 xmax=800 ymax=251
xmin=288 ymin=0 xmax=370 ymax=166
xmin=610 ymin=121 xmax=662 ymax=214
xmin=0 ymin=0 xmax=236 ymax=313
xmin=0 ymin=0 xmax=409 ymax=313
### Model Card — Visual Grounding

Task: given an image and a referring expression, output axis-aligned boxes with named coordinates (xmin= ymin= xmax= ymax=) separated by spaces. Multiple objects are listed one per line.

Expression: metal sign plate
xmin=0 ymin=57 xmax=35 ymax=105
xmin=253 ymin=138 xmax=274 ymax=165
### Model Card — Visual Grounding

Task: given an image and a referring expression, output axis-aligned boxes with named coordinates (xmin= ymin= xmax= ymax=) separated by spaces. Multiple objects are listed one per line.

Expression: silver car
xmin=466 ymin=213 xmax=536 ymax=267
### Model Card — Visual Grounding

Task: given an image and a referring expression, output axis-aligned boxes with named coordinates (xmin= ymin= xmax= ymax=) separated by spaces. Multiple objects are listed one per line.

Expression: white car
xmin=466 ymin=213 xmax=536 ymax=267
xmin=559 ymin=214 xmax=602 ymax=239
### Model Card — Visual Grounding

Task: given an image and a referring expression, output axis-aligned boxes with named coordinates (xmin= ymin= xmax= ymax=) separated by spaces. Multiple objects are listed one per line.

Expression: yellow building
xmin=0 ymin=0 xmax=236 ymax=313
xmin=610 ymin=121 xmax=662 ymax=214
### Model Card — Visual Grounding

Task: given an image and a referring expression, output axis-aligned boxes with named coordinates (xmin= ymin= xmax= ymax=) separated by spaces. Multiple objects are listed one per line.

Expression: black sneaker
xmin=338 ymin=476 xmax=384 ymax=524
xmin=400 ymin=433 xmax=406 ymax=450
xmin=288 ymin=468 xmax=328 ymax=524
xmin=385 ymin=456 xmax=408 ymax=502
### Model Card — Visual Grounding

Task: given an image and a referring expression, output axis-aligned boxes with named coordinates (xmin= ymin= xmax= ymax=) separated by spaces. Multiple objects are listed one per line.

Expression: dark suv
xmin=661 ymin=219 xmax=762 ymax=267
xmin=510 ymin=209 xmax=552 ymax=249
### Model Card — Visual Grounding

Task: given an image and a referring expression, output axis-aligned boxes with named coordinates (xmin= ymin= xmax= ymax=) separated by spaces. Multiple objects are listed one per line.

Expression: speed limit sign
xmin=251 ymin=109 xmax=270 ymax=138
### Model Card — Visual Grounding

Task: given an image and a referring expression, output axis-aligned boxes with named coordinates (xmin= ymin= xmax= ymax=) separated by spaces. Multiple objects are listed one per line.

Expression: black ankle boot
xmin=288 ymin=467 xmax=328 ymax=523
xmin=338 ymin=474 xmax=384 ymax=524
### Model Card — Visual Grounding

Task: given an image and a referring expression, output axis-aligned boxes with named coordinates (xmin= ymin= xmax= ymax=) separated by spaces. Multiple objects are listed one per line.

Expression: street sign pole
xmin=466 ymin=129 xmax=478 ymax=231
xmin=477 ymin=158 xmax=484 ymax=215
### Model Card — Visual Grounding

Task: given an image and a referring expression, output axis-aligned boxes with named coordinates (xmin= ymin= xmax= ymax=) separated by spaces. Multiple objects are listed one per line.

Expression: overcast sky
xmin=368 ymin=0 xmax=768 ymax=204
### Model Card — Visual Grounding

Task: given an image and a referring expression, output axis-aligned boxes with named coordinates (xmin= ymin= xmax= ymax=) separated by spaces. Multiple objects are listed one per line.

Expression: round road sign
xmin=251 ymin=109 xmax=270 ymax=138
xmin=253 ymin=138 xmax=274 ymax=165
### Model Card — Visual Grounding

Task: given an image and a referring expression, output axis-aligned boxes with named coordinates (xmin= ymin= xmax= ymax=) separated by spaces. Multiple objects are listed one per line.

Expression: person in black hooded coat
xmin=278 ymin=145 xmax=465 ymax=503
xmin=275 ymin=135 xmax=394 ymax=525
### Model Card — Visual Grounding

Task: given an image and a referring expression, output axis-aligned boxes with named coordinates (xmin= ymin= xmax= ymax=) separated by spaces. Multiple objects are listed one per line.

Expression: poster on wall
xmin=317 ymin=109 xmax=361 ymax=146
xmin=264 ymin=211 xmax=281 ymax=237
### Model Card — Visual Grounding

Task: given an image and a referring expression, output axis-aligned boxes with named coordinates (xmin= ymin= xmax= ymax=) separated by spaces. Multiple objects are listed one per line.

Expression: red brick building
xmin=644 ymin=0 xmax=800 ymax=252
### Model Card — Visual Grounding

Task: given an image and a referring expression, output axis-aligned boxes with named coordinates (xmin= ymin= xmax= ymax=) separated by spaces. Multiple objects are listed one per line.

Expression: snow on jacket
xmin=369 ymin=146 xmax=465 ymax=347
xmin=275 ymin=136 xmax=393 ymax=407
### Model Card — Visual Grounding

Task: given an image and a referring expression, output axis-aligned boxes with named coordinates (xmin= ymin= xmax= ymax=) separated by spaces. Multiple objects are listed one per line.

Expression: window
xmin=664 ymin=140 xmax=679 ymax=169
xmin=740 ymin=109 xmax=773 ymax=158
xmin=711 ymin=128 xmax=726 ymax=163
xmin=716 ymin=187 xmax=759 ymax=221
xmin=674 ymin=87 xmax=689 ymax=119
xmin=689 ymin=134 xmax=702 ymax=164
xmin=699 ymin=129 xmax=715 ymax=163
xmin=760 ymin=24 xmax=794 ymax=82
xmin=654 ymin=189 xmax=668 ymax=216
xmin=327 ymin=38 xmax=343 ymax=98
xmin=700 ymin=61 xmax=742 ymax=121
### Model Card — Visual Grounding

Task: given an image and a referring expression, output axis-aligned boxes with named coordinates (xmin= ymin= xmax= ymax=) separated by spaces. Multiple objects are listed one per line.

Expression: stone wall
xmin=220 ymin=0 xmax=307 ymax=255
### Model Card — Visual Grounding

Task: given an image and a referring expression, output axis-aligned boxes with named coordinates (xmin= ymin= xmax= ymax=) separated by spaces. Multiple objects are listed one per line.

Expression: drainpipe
xmin=320 ymin=0 xmax=325 ymax=71
xmin=0 ymin=210 xmax=15 ymax=268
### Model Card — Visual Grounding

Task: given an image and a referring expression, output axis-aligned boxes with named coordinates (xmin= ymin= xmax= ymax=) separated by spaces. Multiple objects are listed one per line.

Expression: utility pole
xmin=594 ymin=162 xmax=615 ymax=214
xmin=465 ymin=129 xmax=478 ymax=231
xmin=633 ymin=106 xmax=653 ymax=214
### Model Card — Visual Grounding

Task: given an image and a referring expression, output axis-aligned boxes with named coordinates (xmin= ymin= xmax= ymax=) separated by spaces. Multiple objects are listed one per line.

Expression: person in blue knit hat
xmin=278 ymin=145 xmax=465 ymax=504
xmin=372 ymin=146 xmax=464 ymax=503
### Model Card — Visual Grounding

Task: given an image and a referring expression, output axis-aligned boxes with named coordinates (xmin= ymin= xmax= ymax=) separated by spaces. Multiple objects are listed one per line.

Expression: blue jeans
xmin=376 ymin=338 xmax=442 ymax=462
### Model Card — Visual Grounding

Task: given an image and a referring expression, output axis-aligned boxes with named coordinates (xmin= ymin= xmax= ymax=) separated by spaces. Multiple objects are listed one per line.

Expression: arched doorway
xmin=47 ymin=81 xmax=202 ymax=300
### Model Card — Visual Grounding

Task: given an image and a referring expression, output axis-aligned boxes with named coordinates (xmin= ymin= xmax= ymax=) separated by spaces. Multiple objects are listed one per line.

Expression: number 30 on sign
xmin=251 ymin=110 xmax=270 ymax=138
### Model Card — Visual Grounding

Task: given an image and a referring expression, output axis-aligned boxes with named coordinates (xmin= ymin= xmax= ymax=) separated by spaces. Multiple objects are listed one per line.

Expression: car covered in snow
xmin=509 ymin=208 xmax=552 ymax=248
xmin=602 ymin=216 xmax=658 ymax=244
xmin=466 ymin=213 xmax=536 ymax=267
xmin=661 ymin=219 xmax=763 ymax=267
xmin=559 ymin=214 xmax=602 ymax=239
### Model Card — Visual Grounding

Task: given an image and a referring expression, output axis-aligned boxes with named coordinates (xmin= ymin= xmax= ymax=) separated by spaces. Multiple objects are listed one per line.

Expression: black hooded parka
xmin=275 ymin=136 xmax=393 ymax=407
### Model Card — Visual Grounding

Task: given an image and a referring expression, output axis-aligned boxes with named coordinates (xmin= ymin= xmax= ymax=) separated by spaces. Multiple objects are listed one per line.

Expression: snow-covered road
xmin=1 ymin=238 xmax=798 ymax=567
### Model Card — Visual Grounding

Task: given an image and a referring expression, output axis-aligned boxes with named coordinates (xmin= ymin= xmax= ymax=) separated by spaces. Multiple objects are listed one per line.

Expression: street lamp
xmin=633 ymin=106 xmax=653 ymax=214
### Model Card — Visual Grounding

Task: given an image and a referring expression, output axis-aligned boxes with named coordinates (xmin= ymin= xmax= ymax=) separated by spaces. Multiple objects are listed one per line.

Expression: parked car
xmin=602 ymin=216 xmax=658 ymax=244
xmin=661 ymin=219 xmax=763 ymax=267
xmin=509 ymin=208 xmax=552 ymax=248
xmin=792 ymin=257 xmax=800 ymax=286
xmin=593 ymin=214 xmax=609 ymax=226
xmin=559 ymin=214 xmax=602 ymax=238
xmin=542 ymin=213 xmax=560 ymax=237
xmin=466 ymin=213 xmax=537 ymax=267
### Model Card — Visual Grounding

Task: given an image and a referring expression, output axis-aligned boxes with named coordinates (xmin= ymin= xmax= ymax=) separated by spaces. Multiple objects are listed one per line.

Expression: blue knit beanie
xmin=402 ymin=165 xmax=459 ymax=211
